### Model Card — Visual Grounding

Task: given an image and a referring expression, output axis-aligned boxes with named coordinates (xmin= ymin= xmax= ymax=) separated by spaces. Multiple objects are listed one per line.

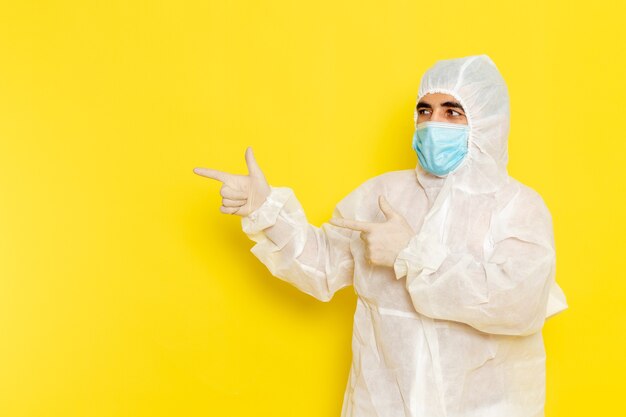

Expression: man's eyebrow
xmin=416 ymin=101 xmax=465 ymax=111
xmin=441 ymin=101 xmax=464 ymax=110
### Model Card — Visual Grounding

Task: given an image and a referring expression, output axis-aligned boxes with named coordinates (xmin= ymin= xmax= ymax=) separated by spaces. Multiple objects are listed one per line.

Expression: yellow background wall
xmin=1 ymin=1 xmax=624 ymax=416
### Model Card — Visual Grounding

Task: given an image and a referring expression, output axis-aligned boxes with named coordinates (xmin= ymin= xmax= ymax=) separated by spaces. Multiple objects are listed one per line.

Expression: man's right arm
xmin=241 ymin=186 xmax=357 ymax=302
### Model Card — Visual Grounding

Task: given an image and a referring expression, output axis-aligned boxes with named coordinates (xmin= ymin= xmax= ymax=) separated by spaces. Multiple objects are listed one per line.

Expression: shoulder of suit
xmin=356 ymin=169 xmax=416 ymax=190
xmin=335 ymin=169 xmax=415 ymax=210
xmin=503 ymin=177 xmax=552 ymax=216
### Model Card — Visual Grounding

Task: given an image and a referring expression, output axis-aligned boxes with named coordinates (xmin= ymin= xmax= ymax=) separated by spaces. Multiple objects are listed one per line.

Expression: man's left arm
xmin=394 ymin=190 xmax=556 ymax=336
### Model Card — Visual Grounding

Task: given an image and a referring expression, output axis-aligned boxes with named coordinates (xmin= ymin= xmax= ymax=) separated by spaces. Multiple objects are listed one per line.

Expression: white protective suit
xmin=240 ymin=54 xmax=568 ymax=417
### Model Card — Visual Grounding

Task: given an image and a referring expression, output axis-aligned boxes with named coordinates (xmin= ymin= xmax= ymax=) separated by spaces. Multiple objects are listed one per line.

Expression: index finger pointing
xmin=329 ymin=218 xmax=372 ymax=232
xmin=193 ymin=167 xmax=231 ymax=183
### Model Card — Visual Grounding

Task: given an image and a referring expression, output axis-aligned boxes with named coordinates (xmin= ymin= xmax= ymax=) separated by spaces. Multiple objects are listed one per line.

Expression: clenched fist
xmin=193 ymin=146 xmax=271 ymax=216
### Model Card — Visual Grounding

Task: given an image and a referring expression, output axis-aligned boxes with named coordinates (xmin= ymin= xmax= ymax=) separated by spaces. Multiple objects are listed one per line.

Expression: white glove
xmin=193 ymin=146 xmax=271 ymax=217
xmin=330 ymin=195 xmax=416 ymax=268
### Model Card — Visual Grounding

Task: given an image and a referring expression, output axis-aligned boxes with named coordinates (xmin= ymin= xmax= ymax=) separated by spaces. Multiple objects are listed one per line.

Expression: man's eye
xmin=417 ymin=109 xmax=430 ymax=115
xmin=448 ymin=109 xmax=463 ymax=117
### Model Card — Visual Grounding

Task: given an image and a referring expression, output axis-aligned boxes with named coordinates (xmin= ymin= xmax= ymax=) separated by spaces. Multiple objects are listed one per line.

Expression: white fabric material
xmin=240 ymin=54 xmax=567 ymax=417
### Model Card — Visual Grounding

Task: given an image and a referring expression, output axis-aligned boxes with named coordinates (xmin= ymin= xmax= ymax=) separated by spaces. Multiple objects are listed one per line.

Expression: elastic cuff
xmin=393 ymin=232 xmax=448 ymax=279
xmin=241 ymin=186 xmax=293 ymax=234
xmin=393 ymin=256 xmax=409 ymax=280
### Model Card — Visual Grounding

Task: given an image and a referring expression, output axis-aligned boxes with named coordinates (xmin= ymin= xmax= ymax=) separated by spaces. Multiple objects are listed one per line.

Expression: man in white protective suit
xmin=193 ymin=54 xmax=568 ymax=417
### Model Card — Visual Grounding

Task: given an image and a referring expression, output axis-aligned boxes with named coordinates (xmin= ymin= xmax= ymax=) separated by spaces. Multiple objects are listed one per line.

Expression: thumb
xmin=245 ymin=146 xmax=266 ymax=179
xmin=378 ymin=195 xmax=398 ymax=220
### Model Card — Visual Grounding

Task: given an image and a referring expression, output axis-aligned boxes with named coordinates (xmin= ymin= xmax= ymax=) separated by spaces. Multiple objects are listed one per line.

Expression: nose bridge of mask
xmin=416 ymin=120 xmax=469 ymax=131
xmin=412 ymin=121 xmax=470 ymax=176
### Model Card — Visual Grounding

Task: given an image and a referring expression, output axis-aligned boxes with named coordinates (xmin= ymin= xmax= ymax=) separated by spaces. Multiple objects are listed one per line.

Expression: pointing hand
xmin=193 ymin=146 xmax=271 ymax=217
xmin=330 ymin=196 xmax=415 ymax=268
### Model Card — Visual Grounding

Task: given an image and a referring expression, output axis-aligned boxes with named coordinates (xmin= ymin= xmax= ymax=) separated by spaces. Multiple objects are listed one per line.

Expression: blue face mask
xmin=412 ymin=121 xmax=470 ymax=176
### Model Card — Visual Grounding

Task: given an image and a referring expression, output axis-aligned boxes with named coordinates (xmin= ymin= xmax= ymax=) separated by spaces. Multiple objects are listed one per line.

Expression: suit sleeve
xmin=393 ymin=189 xmax=556 ymax=336
xmin=240 ymin=185 xmax=356 ymax=302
